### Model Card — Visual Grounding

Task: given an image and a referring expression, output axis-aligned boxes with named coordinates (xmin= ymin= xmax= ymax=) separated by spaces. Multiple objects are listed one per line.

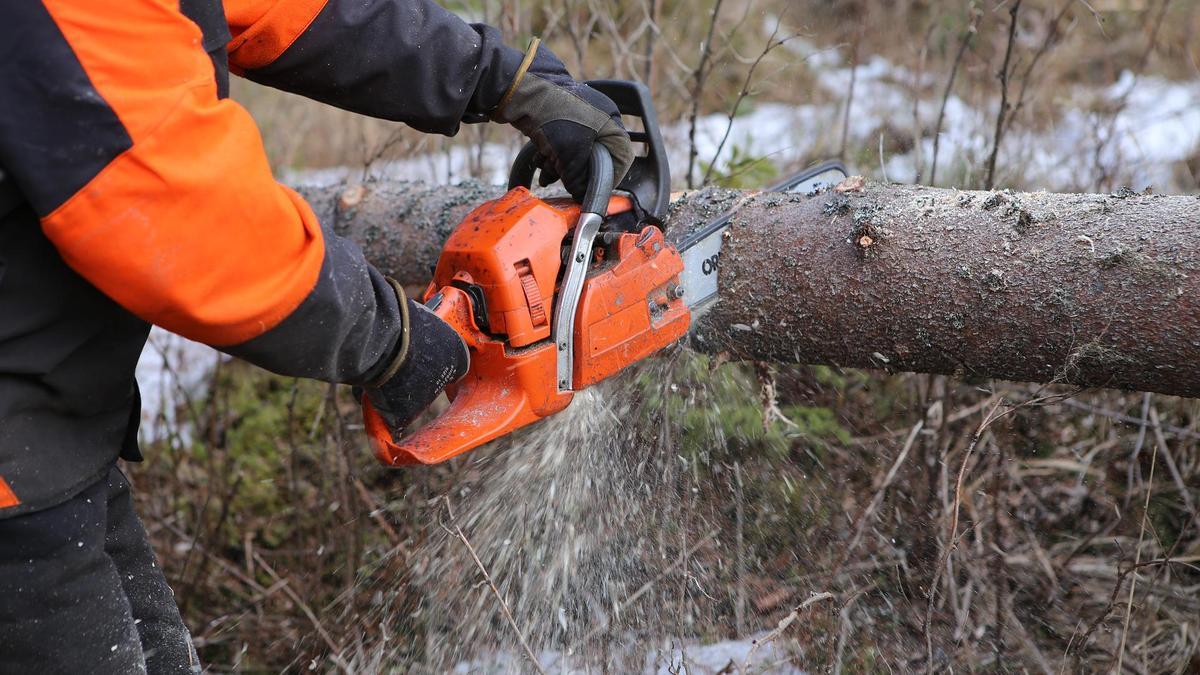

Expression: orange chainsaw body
xmin=366 ymin=187 xmax=690 ymax=466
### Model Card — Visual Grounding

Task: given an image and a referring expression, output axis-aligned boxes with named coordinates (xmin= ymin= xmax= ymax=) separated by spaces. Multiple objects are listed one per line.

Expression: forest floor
xmin=129 ymin=2 xmax=1200 ymax=672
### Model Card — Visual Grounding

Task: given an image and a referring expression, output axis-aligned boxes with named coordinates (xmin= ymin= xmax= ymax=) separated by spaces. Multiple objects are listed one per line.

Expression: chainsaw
xmin=364 ymin=80 xmax=846 ymax=465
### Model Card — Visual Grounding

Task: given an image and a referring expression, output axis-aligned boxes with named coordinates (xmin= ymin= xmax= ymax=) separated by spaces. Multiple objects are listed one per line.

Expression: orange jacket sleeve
xmin=224 ymin=0 xmax=328 ymax=70
xmin=0 ymin=0 xmax=403 ymax=384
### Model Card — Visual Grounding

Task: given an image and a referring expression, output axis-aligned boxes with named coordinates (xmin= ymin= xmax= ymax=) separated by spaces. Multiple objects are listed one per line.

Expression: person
xmin=0 ymin=0 xmax=633 ymax=671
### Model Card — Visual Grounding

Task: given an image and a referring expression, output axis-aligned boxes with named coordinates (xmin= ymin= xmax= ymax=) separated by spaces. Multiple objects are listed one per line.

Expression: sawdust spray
xmin=365 ymin=345 xmax=749 ymax=672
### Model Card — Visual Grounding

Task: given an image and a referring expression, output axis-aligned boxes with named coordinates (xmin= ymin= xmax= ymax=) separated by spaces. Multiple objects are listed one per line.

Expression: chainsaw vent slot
xmin=515 ymin=260 xmax=547 ymax=327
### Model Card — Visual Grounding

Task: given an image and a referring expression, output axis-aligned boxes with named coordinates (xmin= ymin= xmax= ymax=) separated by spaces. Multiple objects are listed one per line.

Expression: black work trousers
xmin=0 ymin=465 xmax=198 ymax=674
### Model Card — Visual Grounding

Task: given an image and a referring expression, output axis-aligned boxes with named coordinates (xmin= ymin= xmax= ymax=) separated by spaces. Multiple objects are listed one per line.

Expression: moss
xmin=701 ymin=142 xmax=780 ymax=189
xmin=783 ymin=405 xmax=853 ymax=445
xmin=640 ymin=355 xmax=851 ymax=470
xmin=811 ymin=364 xmax=871 ymax=390
xmin=204 ymin=362 xmax=331 ymax=547
xmin=982 ymin=268 xmax=1006 ymax=292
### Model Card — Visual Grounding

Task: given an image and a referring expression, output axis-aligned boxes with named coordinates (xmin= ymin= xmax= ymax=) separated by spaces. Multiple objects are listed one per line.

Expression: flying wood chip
xmin=834 ymin=175 xmax=866 ymax=193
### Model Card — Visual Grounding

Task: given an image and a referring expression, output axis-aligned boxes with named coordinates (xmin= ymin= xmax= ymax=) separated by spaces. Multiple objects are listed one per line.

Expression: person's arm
xmin=224 ymin=0 xmax=522 ymax=134
xmin=222 ymin=0 xmax=635 ymax=199
xmin=0 ymin=0 xmax=415 ymax=387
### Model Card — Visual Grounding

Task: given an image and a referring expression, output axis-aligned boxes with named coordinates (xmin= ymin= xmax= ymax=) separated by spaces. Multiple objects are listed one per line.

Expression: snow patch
xmin=135 ymin=327 xmax=222 ymax=444
xmin=450 ymin=636 xmax=804 ymax=674
xmin=287 ymin=57 xmax=1200 ymax=194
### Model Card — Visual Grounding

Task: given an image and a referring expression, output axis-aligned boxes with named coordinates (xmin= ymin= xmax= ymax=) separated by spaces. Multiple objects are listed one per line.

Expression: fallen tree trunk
xmin=299 ymin=180 xmax=1200 ymax=399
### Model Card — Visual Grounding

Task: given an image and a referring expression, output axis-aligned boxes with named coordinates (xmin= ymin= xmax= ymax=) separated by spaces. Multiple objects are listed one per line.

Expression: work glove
xmin=359 ymin=289 xmax=470 ymax=438
xmin=490 ymin=39 xmax=634 ymax=202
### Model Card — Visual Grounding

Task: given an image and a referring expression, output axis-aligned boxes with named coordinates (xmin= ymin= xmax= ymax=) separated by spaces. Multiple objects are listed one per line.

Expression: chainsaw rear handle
xmin=508 ymin=143 xmax=614 ymax=217
xmin=367 ymin=284 xmax=576 ymax=466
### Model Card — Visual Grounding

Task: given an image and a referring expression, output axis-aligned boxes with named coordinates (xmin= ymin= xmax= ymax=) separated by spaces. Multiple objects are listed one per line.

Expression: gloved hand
xmin=490 ymin=39 xmax=634 ymax=202
xmin=359 ymin=294 xmax=469 ymax=437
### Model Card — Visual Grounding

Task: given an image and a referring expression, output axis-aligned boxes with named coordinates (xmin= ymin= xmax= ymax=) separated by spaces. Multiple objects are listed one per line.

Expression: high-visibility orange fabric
xmin=225 ymin=0 xmax=329 ymax=70
xmin=39 ymin=0 xmax=325 ymax=346
xmin=0 ymin=476 xmax=18 ymax=509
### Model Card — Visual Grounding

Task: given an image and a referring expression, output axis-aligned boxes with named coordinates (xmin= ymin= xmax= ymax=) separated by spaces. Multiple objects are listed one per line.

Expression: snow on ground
xmin=450 ymin=635 xmax=803 ymax=674
xmin=284 ymin=44 xmax=1200 ymax=194
xmin=285 ymin=139 xmax=525 ymax=189
xmin=135 ymin=328 xmax=222 ymax=444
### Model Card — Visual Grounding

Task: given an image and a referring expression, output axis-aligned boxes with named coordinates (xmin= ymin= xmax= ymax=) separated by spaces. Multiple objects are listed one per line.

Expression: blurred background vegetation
xmin=133 ymin=1 xmax=1200 ymax=672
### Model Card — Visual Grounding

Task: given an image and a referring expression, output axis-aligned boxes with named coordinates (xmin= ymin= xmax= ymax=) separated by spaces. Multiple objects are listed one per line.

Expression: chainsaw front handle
xmin=508 ymin=79 xmax=671 ymax=222
xmin=508 ymin=143 xmax=614 ymax=218
xmin=578 ymin=144 xmax=615 ymax=217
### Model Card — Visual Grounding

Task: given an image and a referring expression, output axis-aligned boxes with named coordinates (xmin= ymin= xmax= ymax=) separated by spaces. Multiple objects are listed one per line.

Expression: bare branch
xmin=931 ymin=2 xmax=980 ymax=185
xmin=686 ymin=0 xmax=726 ymax=189
xmin=440 ymin=496 xmax=547 ymax=675
xmin=985 ymin=0 xmax=1023 ymax=190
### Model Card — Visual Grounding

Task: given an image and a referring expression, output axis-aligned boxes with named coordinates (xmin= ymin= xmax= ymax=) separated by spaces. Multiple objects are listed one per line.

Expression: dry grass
xmin=240 ymin=0 xmax=1200 ymax=192
xmin=128 ymin=1 xmax=1200 ymax=671
xmin=134 ymin=360 xmax=1200 ymax=672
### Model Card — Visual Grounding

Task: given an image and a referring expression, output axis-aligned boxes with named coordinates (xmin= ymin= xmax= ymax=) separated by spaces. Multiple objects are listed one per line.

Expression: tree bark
xmin=299 ymin=180 xmax=1200 ymax=399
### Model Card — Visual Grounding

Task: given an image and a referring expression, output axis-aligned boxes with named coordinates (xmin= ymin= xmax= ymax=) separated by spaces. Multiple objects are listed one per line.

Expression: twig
xmin=991 ymin=435 xmax=1008 ymax=662
xmin=1073 ymin=556 xmax=1200 ymax=664
xmin=758 ymin=365 xmax=797 ymax=432
xmin=843 ymin=421 xmax=924 ymax=560
xmin=1075 ymin=0 xmax=1108 ymax=36
xmin=984 ymin=0 xmax=1022 ymax=190
xmin=838 ymin=26 xmax=863 ymax=162
xmin=441 ymin=496 xmax=546 ymax=675
xmin=1007 ymin=605 xmax=1053 ymax=675
xmin=1116 ymin=443 xmax=1157 ymax=674
xmin=180 ymin=474 xmax=242 ymax=616
xmin=686 ymin=0 xmax=726 ymax=188
xmin=352 ymin=478 xmax=401 ymax=544
xmin=1148 ymin=407 xmax=1200 ymax=532
xmin=560 ymin=0 xmax=602 ymax=75
xmin=640 ymin=0 xmax=662 ymax=87
xmin=359 ymin=127 xmax=410 ymax=182
xmin=925 ymin=398 xmax=1006 ymax=673
xmin=910 ymin=23 xmax=935 ymax=184
xmin=734 ymin=461 xmax=746 ymax=636
xmin=161 ymin=520 xmax=268 ymax=596
xmin=576 ymin=528 xmax=719 ymax=646
xmin=930 ymin=2 xmax=979 ymax=185
xmin=1002 ymin=1 xmax=1073 ymax=136
xmin=878 ymin=132 xmax=889 ymax=183
xmin=1057 ymin=398 xmax=1200 ymax=441
xmin=1125 ymin=392 xmax=1153 ymax=509
xmin=701 ymin=18 xmax=796 ymax=186
xmin=252 ymin=551 xmax=352 ymax=674
xmin=744 ymin=592 xmax=834 ymax=670
xmin=329 ymin=385 xmax=363 ymax=596
xmin=834 ymin=585 xmax=875 ymax=675
xmin=1086 ymin=0 xmax=1171 ymax=190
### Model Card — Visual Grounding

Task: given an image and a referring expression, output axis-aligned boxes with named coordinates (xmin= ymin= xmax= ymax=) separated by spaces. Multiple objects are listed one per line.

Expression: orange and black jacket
xmin=0 ymin=0 xmax=525 ymax=517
